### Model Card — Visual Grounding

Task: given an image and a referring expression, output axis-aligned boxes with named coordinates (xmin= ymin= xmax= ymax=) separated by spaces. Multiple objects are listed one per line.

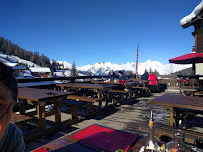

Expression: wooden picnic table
xmin=91 ymin=81 xmax=137 ymax=101
xmin=128 ymin=78 xmax=149 ymax=87
xmin=32 ymin=124 xmax=149 ymax=152
xmin=179 ymin=86 xmax=203 ymax=96
xmin=149 ymin=94 xmax=203 ymax=127
xmin=91 ymin=80 xmax=136 ymax=94
xmin=33 ymin=136 xmax=150 ymax=152
xmin=91 ymin=80 xmax=136 ymax=87
xmin=56 ymin=83 xmax=112 ymax=100
xmin=18 ymin=88 xmax=74 ymax=131
xmin=10 ymin=113 xmax=32 ymax=130
xmin=128 ymin=78 xmax=149 ymax=83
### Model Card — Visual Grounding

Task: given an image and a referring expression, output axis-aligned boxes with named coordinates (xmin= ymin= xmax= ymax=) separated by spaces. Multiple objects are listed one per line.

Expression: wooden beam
xmin=42 ymin=110 xmax=58 ymax=119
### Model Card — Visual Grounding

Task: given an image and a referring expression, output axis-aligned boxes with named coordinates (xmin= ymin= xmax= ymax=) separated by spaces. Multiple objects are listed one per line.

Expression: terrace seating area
xmin=12 ymin=76 xmax=203 ymax=151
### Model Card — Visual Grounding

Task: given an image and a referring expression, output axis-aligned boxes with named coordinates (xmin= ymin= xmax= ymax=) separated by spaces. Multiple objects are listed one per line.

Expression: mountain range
xmin=57 ymin=60 xmax=191 ymax=75
xmin=0 ymin=53 xmax=191 ymax=76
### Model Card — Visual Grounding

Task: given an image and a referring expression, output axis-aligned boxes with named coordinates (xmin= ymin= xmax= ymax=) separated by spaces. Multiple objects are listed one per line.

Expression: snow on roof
xmin=180 ymin=0 xmax=203 ymax=28
xmin=11 ymin=65 xmax=26 ymax=70
xmin=30 ymin=67 xmax=51 ymax=73
xmin=5 ymin=63 xmax=18 ymax=66
xmin=4 ymin=63 xmax=26 ymax=70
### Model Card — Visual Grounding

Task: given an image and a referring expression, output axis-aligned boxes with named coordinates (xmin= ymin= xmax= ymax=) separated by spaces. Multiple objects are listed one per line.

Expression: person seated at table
xmin=118 ymin=70 xmax=126 ymax=81
xmin=0 ymin=62 xmax=25 ymax=152
xmin=148 ymin=72 xmax=158 ymax=92
xmin=109 ymin=70 xmax=117 ymax=81
xmin=141 ymin=71 xmax=149 ymax=80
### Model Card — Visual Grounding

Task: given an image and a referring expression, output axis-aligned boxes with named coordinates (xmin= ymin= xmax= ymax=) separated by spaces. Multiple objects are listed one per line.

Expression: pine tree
xmin=127 ymin=70 xmax=134 ymax=75
xmin=70 ymin=61 xmax=78 ymax=77
xmin=0 ymin=36 xmax=52 ymax=68
xmin=149 ymin=67 xmax=152 ymax=73
xmin=154 ymin=69 xmax=160 ymax=76
xmin=86 ymin=70 xmax=92 ymax=76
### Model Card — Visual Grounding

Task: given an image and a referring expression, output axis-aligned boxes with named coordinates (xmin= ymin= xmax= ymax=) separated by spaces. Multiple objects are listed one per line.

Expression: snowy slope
xmin=57 ymin=61 xmax=72 ymax=69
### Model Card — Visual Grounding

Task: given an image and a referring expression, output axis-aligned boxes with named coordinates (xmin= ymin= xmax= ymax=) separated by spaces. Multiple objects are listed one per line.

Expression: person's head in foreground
xmin=0 ymin=62 xmax=25 ymax=152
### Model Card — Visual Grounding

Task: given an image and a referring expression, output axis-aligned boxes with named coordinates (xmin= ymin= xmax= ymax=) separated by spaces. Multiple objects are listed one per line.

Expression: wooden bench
xmin=65 ymin=95 xmax=101 ymax=117
xmin=180 ymin=87 xmax=197 ymax=96
xmin=131 ymin=86 xmax=151 ymax=97
xmin=61 ymin=99 xmax=85 ymax=120
xmin=107 ymin=89 xmax=129 ymax=105
xmin=66 ymin=95 xmax=100 ymax=102
xmin=139 ymin=123 xmax=203 ymax=144
xmin=10 ymin=113 xmax=32 ymax=130
xmin=132 ymin=86 xmax=146 ymax=89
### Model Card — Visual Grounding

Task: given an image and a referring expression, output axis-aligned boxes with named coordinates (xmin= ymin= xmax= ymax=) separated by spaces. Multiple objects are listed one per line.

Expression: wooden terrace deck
xmin=25 ymin=90 xmax=203 ymax=151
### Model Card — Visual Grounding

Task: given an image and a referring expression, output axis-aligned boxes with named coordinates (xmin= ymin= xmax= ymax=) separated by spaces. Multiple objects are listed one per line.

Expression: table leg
xmin=87 ymin=102 xmax=93 ymax=117
xmin=169 ymin=107 xmax=174 ymax=127
xmin=97 ymin=90 xmax=102 ymax=108
xmin=174 ymin=108 xmax=180 ymax=127
xmin=19 ymin=99 xmax=26 ymax=114
xmin=54 ymin=100 xmax=61 ymax=124
xmin=70 ymin=105 xmax=78 ymax=120
xmin=37 ymin=104 xmax=46 ymax=131
xmin=97 ymin=91 xmax=101 ymax=100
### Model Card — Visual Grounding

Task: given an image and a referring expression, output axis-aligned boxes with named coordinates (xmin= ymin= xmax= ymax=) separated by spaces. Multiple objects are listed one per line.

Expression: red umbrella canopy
xmin=169 ymin=52 xmax=203 ymax=64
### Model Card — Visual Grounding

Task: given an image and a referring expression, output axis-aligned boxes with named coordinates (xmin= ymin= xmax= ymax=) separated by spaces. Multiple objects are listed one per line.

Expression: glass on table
xmin=165 ymin=130 xmax=194 ymax=152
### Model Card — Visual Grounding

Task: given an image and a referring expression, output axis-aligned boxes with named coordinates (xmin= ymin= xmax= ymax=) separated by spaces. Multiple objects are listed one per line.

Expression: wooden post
xmin=169 ymin=107 xmax=174 ymax=127
xmin=54 ymin=100 xmax=61 ymax=124
xmin=97 ymin=90 xmax=101 ymax=100
xmin=19 ymin=99 xmax=26 ymax=114
xmin=112 ymin=98 xmax=115 ymax=105
xmin=70 ymin=105 xmax=78 ymax=120
xmin=37 ymin=103 xmax=46 ymax=131
xmin=174 ymin=108 xmax=180 ymax=127
xmin=86 ymin=102 xmax=93 ymax=117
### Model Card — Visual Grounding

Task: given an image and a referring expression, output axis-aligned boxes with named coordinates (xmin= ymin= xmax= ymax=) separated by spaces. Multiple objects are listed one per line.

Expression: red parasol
xmin=169 ymin=52 xmax=203 ymax=75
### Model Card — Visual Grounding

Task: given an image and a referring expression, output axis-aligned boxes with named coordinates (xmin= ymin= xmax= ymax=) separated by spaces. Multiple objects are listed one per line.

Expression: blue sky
xmin=0 ymin=0 xmax=200 ymax=66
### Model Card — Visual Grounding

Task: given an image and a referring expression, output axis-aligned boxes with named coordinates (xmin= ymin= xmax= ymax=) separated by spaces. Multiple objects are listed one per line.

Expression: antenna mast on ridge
xmin=136 ymin=43 xmax=139 ymax=78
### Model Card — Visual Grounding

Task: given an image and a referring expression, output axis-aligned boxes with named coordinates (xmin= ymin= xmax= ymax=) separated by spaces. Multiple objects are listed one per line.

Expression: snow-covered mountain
xmin=0 ymin=52 xmax=191 ymax=76
xmin=76 ymin=60 xmax=191 ymax=75
xmin=57 ymin=61 xmax=72 ymax=69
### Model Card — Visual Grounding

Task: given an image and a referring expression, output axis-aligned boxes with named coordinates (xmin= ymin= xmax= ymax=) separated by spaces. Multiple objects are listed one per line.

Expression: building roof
xmin=180 ymin=1 xmax=203 ymax=28
xmin=29 ymin=67 xmax=51 ymax=73
xmin=4 ymin=62 xmax=26 ymax=70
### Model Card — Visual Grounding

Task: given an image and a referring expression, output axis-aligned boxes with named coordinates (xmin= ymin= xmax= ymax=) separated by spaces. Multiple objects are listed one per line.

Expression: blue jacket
xmin=109 ymin=72 xmax=118 ymax=81
xmin=118 ymin=75 xmax=126 ymax=81
xmin=0 ymin=123 xmax=25 ymax=152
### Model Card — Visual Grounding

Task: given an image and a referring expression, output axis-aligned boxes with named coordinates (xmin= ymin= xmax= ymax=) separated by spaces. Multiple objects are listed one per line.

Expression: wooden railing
xmin=159 ymin=79 xmax=180 ymax=89
xmin=17 ymin=75 xmax=108 ymax=83
xmin=18 ymin=75 xmax=180 ymax=89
